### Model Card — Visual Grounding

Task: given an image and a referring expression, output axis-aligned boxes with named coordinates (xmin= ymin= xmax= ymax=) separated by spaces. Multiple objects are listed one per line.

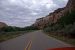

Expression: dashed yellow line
xmin=25 ymin=40 xmax=32 ymax=50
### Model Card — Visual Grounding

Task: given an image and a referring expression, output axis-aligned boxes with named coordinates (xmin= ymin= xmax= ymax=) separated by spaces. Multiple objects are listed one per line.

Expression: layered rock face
xmin=66 ymin=0 xmax=75 ymax=12
xmin=0 ymin=22 xmax=7 ymax=29
xmin=33 ymin=0 xmax=75 ymax=29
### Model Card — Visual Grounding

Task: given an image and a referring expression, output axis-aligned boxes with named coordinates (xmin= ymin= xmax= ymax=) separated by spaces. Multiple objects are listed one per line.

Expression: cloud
xmin=0 ymin=0 xmax=68 ymax=27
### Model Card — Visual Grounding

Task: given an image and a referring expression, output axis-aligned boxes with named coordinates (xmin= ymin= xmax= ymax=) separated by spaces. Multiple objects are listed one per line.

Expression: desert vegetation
xmin=0 ymin=26 xmax=39 ymax=42
xmin=43 ymin=11 xmax=75 ymax=45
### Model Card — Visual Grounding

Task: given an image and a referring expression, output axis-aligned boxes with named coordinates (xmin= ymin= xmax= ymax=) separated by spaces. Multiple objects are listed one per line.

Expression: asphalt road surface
xmin=0 ymin=30 xmax=72 ymax=50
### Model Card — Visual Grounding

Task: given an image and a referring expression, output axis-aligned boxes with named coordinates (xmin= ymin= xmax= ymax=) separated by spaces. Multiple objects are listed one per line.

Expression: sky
xmin=0 ymin=0 xmax=68 ymax=27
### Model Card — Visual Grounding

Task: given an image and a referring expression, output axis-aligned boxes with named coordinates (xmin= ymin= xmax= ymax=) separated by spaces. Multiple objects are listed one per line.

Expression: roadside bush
xmin=1 ymin=25 xmax=39 ymax=32
xmin=1 ymin=26 xmax=17 ymax=32
xmin=58 ymin=11 xmax=75 ymax=25
xmin=43 ymin=11 xmax=75 ymax=38
xmin=23 ymin=26 xmax=39 ymax=31
xmin=43 ymin=27 xmax=52 ymax=33
xmin=61 ymin=24 xmax=75 ymax=38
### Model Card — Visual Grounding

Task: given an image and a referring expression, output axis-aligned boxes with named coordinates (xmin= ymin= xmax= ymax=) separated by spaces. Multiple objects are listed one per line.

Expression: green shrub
xmin=1 ymin=26 xmax=38 ymax=32
xmin=43 ymin=11 xmax=75 ymax=38
xmin=43 ymin=27 xmax=52 ymax=32
xmin=58 ymin=11 xmax=75 ymax=25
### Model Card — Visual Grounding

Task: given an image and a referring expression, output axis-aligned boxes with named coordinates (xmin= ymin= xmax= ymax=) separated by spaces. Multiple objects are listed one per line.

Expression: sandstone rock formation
xmin=0 ymin=22 xmax=7 ymax=29
xmin=33 ymin=0 xmax=75 ymax=29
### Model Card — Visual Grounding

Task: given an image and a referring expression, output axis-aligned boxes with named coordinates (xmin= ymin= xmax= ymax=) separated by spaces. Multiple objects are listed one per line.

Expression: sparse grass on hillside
xmin=44 ymin=32 xmax=75 ymax=46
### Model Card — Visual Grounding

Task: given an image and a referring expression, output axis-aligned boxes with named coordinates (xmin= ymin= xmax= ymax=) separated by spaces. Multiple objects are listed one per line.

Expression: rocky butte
xmin=33 ymin=0 xmax=75 ymax=29
xmin=0 ymin=22 xmax=7 ymax=29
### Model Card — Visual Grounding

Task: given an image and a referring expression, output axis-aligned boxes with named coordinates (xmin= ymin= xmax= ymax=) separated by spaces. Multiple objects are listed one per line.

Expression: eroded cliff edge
xmin=33 ymin=0 xmax=75 ymax=29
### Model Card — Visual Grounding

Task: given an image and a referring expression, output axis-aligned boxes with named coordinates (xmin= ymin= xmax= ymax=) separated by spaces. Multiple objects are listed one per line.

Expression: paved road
xmin=0 ymin=30 xmax=72 ymax=50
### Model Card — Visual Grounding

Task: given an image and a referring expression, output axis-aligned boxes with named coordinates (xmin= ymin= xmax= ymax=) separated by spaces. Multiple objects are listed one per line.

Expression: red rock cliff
xmin=33 ymin=0 xmax=75 ymax=29
xmin=0 ymin=22 xmax=7 ymax=29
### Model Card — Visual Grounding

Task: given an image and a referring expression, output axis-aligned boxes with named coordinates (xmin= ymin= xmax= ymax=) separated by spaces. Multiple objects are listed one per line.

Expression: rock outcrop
xmin=33 ymin=0 xmax=75 ymax=29
xmin=0 ymin=22 xmax=7 ymax=29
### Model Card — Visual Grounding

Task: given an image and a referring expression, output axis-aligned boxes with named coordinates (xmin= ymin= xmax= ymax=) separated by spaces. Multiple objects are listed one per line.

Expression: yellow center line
xmin=25 ymin=40 xmax=32 ymax=50
xmin=28 ymin=41 xmax=32 ymax=50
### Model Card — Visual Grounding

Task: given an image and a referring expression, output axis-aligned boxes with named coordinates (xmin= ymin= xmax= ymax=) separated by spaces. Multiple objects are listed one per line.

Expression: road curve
xmin=0 ymin=30 xmax=72 ymax=50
